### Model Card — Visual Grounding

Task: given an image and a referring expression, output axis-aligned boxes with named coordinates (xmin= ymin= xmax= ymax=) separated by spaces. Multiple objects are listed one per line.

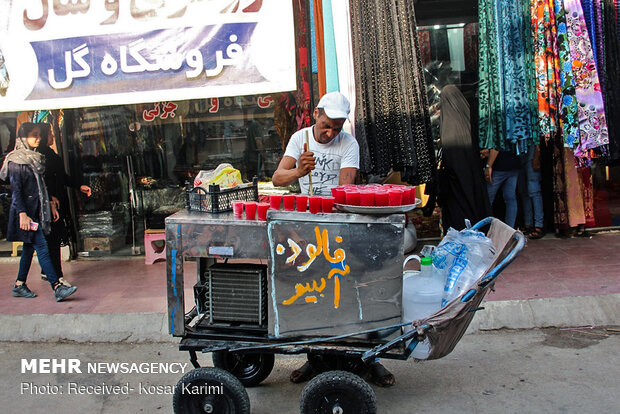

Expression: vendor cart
xmin=165 ymin=209 xmax=525 ymax=414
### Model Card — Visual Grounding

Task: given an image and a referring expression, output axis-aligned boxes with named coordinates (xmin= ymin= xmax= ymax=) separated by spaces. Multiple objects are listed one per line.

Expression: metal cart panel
xmin=267 ymin=211 xmax=405 ymax=338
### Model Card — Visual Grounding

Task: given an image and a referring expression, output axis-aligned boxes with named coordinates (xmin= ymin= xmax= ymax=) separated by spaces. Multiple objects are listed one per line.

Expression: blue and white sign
xmin=0 ymin=0 xmax=297 ymax=111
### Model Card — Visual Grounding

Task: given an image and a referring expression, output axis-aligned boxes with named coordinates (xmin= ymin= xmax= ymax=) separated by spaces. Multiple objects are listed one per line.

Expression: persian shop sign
xmin=0 ymin=0 xmax=296 ymax=111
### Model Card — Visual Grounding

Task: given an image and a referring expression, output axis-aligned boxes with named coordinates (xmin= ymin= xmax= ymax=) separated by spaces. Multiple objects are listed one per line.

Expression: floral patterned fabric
xmin=564 ymin=0 xmax=609 ymax=160
xmin=531 ymin=0 xmax=560 ymax=143
xmin=555 ymin=0 xmax=580 ymax=148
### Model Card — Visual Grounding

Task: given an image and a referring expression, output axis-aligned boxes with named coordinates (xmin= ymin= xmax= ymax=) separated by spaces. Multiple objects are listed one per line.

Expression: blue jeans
xmin=487 ymin=170 xmax=519 ymax=228
xmin=17 ymin=227 xmax=60 ymax=286
xmin=523 ymin=145 xmax=543 ymax=228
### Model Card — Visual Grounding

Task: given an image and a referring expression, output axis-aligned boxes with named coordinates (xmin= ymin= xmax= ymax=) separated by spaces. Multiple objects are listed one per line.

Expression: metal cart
xmin=165 ymin=212 xmax=525 ymax=414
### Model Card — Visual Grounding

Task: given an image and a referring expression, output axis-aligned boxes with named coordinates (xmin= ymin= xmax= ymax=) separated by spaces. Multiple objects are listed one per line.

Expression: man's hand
xmin=51 ymin=196 xmax=60 ymax=211
xmin=50 ymin=202 xmax=60 ymax=222
xmin=296 ymin=148 xmax=316 ymax=178
xmin=80 ymin=185 xmax=92 ymax=197
xmin=484 ymin=166 xmax=493 ymax=183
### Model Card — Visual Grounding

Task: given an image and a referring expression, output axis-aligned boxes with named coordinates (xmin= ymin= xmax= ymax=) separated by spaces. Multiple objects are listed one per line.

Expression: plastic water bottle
xmin=440 ymin=249 xmax=487 ymax=307
xmin=402 ymin=256 xmax=445 ymax=359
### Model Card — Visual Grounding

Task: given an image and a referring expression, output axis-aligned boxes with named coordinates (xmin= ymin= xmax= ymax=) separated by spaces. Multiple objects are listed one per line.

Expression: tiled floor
xmin=1 ymin=232 xmax=619 ymax=315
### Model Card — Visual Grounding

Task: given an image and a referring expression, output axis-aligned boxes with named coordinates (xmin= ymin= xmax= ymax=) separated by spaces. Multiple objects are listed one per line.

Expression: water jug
xmin=402 ymin=255 xmax=445 ymax=359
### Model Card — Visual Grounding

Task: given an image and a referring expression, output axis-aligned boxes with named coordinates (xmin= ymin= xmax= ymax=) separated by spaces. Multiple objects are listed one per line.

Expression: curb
xmin=0 ymin=312 xmax=172 ymax=343
xmin=1 ymin=294 xmax=619 ymax=342
xmin=469 ymin=293 xmax=620 ymax=332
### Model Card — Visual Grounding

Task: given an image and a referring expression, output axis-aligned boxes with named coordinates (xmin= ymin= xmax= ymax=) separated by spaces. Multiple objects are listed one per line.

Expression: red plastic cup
xmin=231 ymin=200 xmax=244 ymax=218
xmin=269 ymin=194 xmax=282 ymax=210
xmin=401 ymin=187 xmax=415 ymax=204
xmin=345 ymin=189 xmax=360 ymax=206
xmin=296 ymin=195 xmax=308 ymax=212
xmin=308 ymin=196 xmax=322 ymax=214
xmin=331 ymin=187 xmax=346 ymax=205
xmin=359 ymin=190 xmax=375 ymax=206
xmin=321 ymin=196 xmax=335 ymax=213
xmin=283 ymin=194 xmax=296 ymax=211
xmin=388 ymin=189 xmax=403 ymax=206
xmin=374 ymin=190 xmax=389 ymax=206
xmin=244 ymin=201 xmax=257 ymax=220
xmin=256 ymin=202 xmax=270 ymax=221
xmin=409 ymin=186 xmax=417 ymax=204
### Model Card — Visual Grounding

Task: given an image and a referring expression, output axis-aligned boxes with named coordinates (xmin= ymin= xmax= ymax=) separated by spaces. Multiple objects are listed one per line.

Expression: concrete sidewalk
xmin=1 ymin=232 xmax=619 ymax=342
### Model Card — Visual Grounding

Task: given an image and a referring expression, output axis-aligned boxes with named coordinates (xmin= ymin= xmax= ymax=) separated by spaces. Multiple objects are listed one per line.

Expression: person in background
xmin=272 ymin=91 xmax=359 ymax=193
xmin=522 ymin=143 xmax=544 ymax=239
xmin=1 ymin=122 xmax=77 ymax=301
xmin=37 ymin=123 xmax=92 ymax=286
xmin=437 ymin=85 xmax=491 ymax=231
xmin=483 ymin=145 xmax=521 ymax=228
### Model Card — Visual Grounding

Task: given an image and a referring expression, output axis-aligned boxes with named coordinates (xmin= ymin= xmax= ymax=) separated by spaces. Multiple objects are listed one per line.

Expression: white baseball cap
xmin=317 ymin=91 xmax=350 ymax=119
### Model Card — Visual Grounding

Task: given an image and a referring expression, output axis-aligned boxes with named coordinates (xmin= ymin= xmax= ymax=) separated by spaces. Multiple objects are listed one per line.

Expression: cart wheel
xmin=212 ymin=351 xmax=275 ymax=387
xmin=173 ymin=367 xmax=250 ymax=414
xmin=299 ymin=370 xmax=377 ymax=414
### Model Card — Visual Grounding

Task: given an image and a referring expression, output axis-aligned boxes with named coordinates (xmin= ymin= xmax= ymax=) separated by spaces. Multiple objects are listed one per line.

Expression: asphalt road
xmin=1 ymin=327 xmax=618 ymax=414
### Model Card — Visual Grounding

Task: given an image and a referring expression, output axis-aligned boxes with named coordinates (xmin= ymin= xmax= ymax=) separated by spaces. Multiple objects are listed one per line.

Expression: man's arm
xmin=272 ymin=152 xmax=316 ymax=187
xmin=272 ymin=156 xmax=300 ymax=187
xmin=484 ymin=149 xmax=499 ymax=183
xmin=338 ymin=167 xmax=357 ymax=185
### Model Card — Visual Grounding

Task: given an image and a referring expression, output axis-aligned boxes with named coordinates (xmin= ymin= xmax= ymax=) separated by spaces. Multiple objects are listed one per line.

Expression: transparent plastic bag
xmin=431 ymin=227 xmax=496 ymax=306
xmin=193 ymin=163 xmax=243 ymax=190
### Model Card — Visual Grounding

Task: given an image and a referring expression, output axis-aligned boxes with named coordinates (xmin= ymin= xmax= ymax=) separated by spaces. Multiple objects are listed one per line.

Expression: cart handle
xmin=475 ymin=224 xmax=526 ymax=288
xmin=362 ymin=219 xmax=527 ymax=362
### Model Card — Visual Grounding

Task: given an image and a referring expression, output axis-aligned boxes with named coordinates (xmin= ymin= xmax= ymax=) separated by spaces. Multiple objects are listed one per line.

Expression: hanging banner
xmin=0 ymin=0 xmax=296 ymax=111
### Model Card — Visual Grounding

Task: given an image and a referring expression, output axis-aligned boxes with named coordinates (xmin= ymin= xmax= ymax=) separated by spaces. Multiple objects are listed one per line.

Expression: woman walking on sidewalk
xmin=0 ymin=122 xmax=77 ymax=302
xmin=37 ymin=122 xmax=91 ymax=287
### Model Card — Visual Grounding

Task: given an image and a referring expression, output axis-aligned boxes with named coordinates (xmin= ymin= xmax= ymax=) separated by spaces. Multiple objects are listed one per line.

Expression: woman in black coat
xmin=437 ymin=85 xmax=491 ymax=231
xmin=37 ymin=123 xmax=91 ymax=287
xmin=0 ymin=122 xmax=77 ymax=301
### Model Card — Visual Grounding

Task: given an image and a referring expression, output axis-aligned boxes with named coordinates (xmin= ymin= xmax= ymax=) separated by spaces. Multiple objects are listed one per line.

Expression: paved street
xmin=1 ymin=327 xmax=618 ymax=413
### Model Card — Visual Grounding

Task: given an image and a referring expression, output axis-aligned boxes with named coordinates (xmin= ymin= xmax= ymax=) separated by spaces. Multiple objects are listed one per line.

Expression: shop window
xmin=64 ymin=94 xmax=287 ymax=254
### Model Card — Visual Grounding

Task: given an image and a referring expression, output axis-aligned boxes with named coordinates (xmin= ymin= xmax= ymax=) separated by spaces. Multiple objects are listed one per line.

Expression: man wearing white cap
xmin=272 ymin=93 xmax=395 ymax=387
xmin=272 ymin=91 xmax=360 ymax=194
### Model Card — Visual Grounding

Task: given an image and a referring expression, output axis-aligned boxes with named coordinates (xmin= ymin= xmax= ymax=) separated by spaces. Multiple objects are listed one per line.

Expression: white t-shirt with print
xmin=284 ymin=126 xmax=359 ymax=196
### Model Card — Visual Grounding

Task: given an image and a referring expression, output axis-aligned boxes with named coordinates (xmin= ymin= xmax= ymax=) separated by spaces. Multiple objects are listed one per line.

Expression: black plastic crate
xmin=185 ymin=177 xmax=258 ymax=213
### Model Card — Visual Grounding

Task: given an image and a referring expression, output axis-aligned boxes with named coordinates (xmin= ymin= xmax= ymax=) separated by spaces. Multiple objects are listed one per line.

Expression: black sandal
xmin=528 ymin=227 xmax=545 ymax=239
xmin=368 ymin=362 xmax=395 ymax=387
xmin=576 ymin=229 xmax=592 ymax=238
xmin=522 ymin=226 xmax=534 ymax=236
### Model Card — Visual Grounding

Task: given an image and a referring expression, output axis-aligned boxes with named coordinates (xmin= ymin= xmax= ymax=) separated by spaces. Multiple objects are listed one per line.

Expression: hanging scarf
xmin=0 ymin=137 xmax=52 ymax=235
xmin=478 ymin=0 xmax=504 ymax=150
xmin=531 ymin=0 xmax=562 ymax=143
xmin=497 ymin=0 xmax=533 ymax=153
xmin=555 ymin=0 xmax=580 ymax=147
xmin=350 ymin=0 xmax=434 ymax=184
xmin=522 ymin=0 xmax=541 ymax=144
xmin=602 ymin=0 xmax=620 ymax=161
xmin=563 ymin=0 xmax=609 ymax=161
